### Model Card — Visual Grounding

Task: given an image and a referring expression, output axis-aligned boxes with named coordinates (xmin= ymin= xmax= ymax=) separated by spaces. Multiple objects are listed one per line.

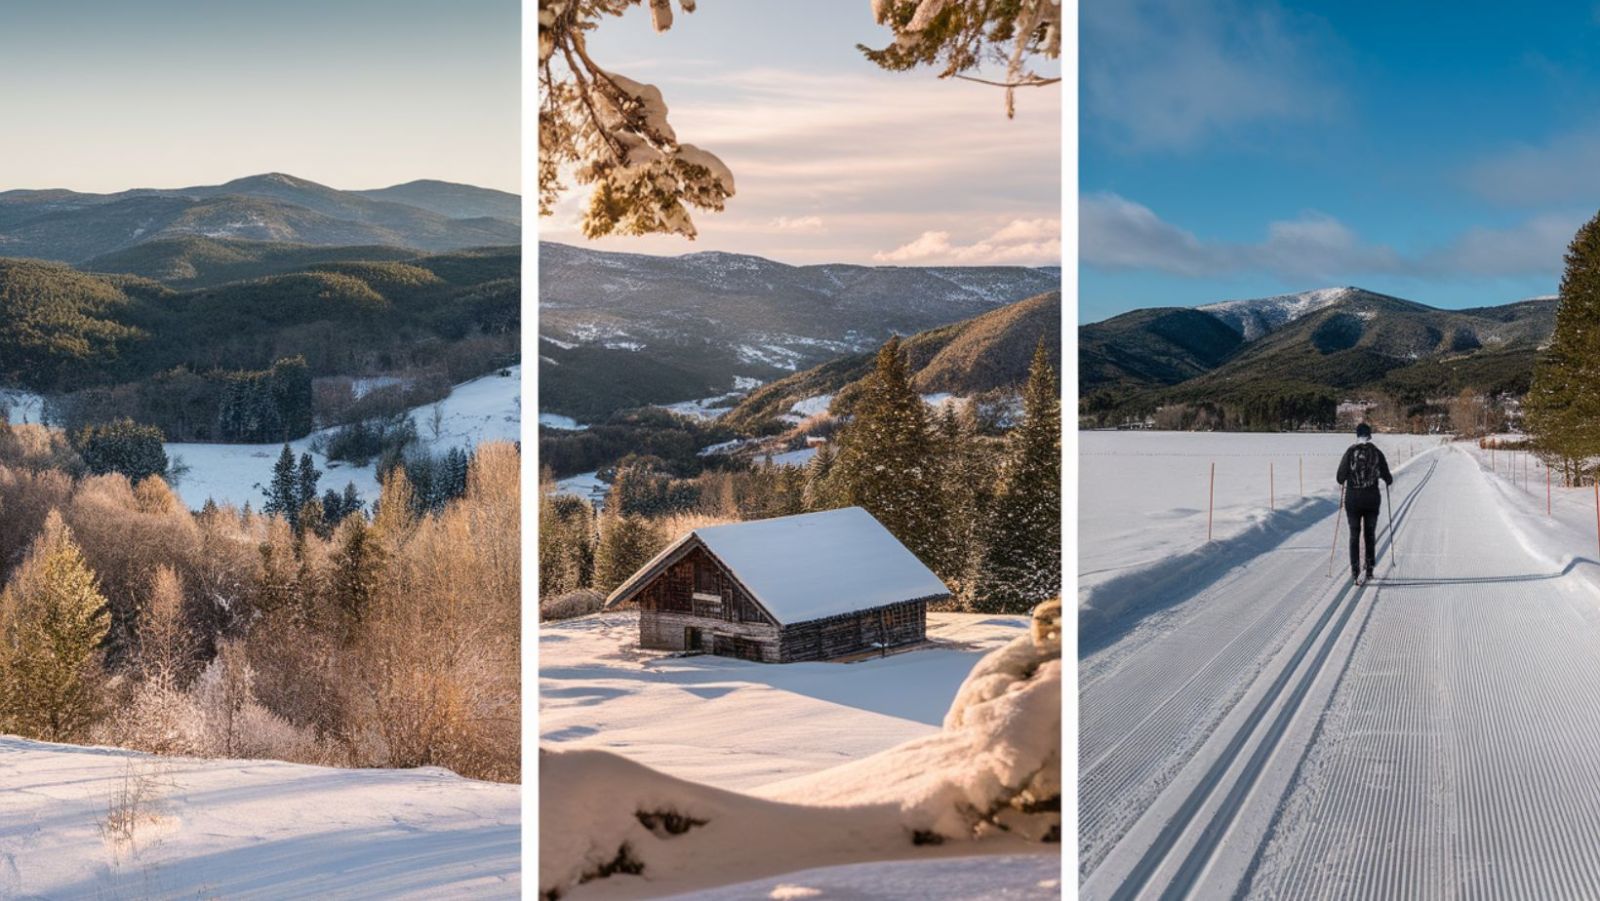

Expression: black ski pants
xmin=1347 ymin=496 xmax=1380 ymax=575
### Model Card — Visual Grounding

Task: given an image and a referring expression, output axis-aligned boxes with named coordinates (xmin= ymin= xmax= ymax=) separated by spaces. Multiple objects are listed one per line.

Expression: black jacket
xmin=1336 ymin=441 xmax=1393 ymax=508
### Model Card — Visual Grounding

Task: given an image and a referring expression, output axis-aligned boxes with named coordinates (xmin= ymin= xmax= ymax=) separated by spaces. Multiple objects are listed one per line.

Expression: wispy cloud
xmin=1465 ymin=126 xmax=1600 ymax=206
xmin=768 ymin=215 xmax=825 ymax=232
xmin=1083 ymin=192 xmax=1579 ymax=280
xmin=1082 ymin=0 xmax=1339 ymax=151
xmin=875 ymin=217 xmax=1060 ymax=265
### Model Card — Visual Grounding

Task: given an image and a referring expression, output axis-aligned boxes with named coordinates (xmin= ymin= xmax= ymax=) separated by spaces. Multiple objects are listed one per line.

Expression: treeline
xmin=60 ymin=356 xmax=315 ymax=443
xmin=0 ymin=418 xmax=519 ymax=782
xmin=542 ymin=338 xmax=1062 ymax=615
xmin=1084 ymin=381 xmax=1337 ymax=431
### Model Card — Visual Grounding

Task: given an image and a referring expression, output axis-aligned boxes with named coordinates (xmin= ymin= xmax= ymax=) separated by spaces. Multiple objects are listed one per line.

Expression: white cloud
xmin=1466 ymin=127 xmax=1600 ymax=206
xmin=768 ymin=215 xmax=825 ymax=232
xmin=874 ymin=218 xmax=1060 ymax=265
xmin=1082 ymin=0 xmax=1339 ymax=151
xmin=1082 ymin=192 xmax=1576 ymax=280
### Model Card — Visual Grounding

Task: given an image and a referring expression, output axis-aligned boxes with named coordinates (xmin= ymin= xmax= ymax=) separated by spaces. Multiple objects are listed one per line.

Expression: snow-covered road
xmin=1081 ymin=443 xmax=1600 ymax=899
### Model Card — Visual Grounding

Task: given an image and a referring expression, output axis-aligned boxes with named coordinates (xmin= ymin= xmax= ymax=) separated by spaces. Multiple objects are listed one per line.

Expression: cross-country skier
xmin=1336 ymin=422 xmax=1393 ymax=583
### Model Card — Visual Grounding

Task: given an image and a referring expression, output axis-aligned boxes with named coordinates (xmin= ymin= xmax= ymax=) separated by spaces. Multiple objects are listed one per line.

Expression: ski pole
xmin=1386 ymin=481 xmax=1399 ymax=568
xmin=1328 ymin=484 xmax=1345 ymax=578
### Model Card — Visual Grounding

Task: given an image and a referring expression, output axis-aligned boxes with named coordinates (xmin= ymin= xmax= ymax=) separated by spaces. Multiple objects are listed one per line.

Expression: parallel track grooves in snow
xmin=1237 ymin=447 xmax=1600 ymax=898
xmin=1107 ymin=458 xmax=1440 ymax=901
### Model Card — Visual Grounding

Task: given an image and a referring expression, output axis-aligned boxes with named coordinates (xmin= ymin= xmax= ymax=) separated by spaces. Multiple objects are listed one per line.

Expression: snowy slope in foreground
xmin=168 ymin=365 xmax=520 ymax=509
xmin=660 ymin=854 xmax=1062 ymax=900
xmin=0 ymin=736 xmax=518 ymax=899
xmin=539 ymin=612 xmax=1029 ymax=790
xmin=541 ymin=624 xmax=1059 ymax=899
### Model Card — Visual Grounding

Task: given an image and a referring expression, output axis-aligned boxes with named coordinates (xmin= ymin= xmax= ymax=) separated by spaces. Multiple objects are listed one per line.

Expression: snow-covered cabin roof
xmin=605 ymin=507 xmax=951 ymax=625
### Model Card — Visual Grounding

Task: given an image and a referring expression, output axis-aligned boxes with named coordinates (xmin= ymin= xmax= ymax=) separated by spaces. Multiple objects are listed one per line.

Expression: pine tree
xmin=593 ymin=511 xmax=664 ymax=595
xmin=263 ymin=444 xmax=299 ymax=525
xmin=343 ymin=482 xmax=364 ymax=519
xmin=968 ymin=341 xmax=1061 ymax=613
xmin=803 ymin=440 xmax=842 ymax=511
xmin=1528 ymin=210 xmax=1600 ymax=480
xmin=827 ymin=337 xmax=947 ymax=568
xmin=297 ymin=453 xmax=321 ymax=512
xmin=936 ymin=403 xmax=994 ymax=594
xmin=0 ymin=512 xmax=110 ymax=742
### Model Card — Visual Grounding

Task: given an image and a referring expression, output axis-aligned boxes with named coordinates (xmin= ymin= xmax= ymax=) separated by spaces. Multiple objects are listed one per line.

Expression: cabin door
xmin=685 ymin=627 xmax=704 ymax=651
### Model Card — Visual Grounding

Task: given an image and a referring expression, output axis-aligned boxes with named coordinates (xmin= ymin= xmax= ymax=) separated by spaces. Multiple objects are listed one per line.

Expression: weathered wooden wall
xmin=638 ymin=545 xmax=781 ymax=661
xmin=776 ymin=599 xmax=927 ymax=663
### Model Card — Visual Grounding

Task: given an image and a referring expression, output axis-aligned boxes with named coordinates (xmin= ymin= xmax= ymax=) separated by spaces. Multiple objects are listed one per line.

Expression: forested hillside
xmin=0 ymin=245 xmax=518 ymax=443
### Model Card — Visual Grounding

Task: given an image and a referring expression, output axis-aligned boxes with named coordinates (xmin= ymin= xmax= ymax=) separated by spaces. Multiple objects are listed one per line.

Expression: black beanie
xmin=1356 ymin=423 xmax=1372 ymax=439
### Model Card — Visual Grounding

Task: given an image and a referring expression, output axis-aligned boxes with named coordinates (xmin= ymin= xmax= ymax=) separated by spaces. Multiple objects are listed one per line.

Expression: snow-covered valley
xmin=168 ymin=365 xmax=519 ymax=509
xmin=0 ymin=737 xmax=518 ymax=899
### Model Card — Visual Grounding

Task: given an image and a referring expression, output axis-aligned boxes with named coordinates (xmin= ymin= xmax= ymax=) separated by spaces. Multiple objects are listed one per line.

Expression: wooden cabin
xmin=604 ymin=506 xmax=950 ymax=663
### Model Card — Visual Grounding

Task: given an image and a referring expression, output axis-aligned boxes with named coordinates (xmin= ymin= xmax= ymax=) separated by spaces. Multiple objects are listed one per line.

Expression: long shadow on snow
xmin=1079 ymin=496 xmax=1340 ymax=658
xmin=1374 ymin=556 xmax=1593 ymax=588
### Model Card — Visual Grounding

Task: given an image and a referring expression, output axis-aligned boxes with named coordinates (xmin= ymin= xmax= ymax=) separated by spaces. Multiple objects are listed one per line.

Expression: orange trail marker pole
xmin=1270 ymin=462 xmax=1275 ymax=512
xmin=1208 ymin=462 xmax=1215 ymax=542
xmin=1548 ymin=464 xmax=1553 ymax=517
xmin=1299 ymin=456 xmax=1304 ymax=497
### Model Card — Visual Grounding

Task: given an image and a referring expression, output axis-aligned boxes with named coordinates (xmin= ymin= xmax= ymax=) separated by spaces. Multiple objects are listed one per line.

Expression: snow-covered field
xmin=1079 ymin=430 xmax=1431 ymax=635
xmin=0 ymin=737 xmax=518 ymax=899
xmin=168 ymin=365 xmax=520 ymax=509
xmin=0 ymin=387 xmax=45 ymax=424
xmin=540 ymin=611 xmax=1028 ymax=790
xmin=540 ymin=412 xmax=587 ymax=431
xmin=540 ymin=611 xmax=1060 ymax=898
xmin=1080 ymin=436 xmax=1600 ymax=898
xmin=552 ymin=469 xmax=609 ymax=506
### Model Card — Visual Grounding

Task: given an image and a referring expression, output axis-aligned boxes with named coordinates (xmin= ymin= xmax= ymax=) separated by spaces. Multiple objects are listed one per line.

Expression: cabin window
xmin=695 ymin=562 xmax=719 ymax=594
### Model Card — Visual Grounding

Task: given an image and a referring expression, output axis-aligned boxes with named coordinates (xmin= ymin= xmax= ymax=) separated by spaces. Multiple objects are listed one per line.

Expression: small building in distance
xmin=604 ymin=506 xmax=949 ymax=663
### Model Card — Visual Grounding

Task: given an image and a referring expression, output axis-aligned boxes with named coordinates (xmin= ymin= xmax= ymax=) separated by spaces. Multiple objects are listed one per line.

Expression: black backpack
xmin=1349 ymin=443 xmax=1380 ymax=490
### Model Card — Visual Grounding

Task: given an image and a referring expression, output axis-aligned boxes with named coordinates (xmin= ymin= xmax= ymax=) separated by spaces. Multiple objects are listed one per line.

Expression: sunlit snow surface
xmin=0 ymin=737 xmax=517 ymax=899
xmin=539 ymin=611 xmax=1028 ymax=790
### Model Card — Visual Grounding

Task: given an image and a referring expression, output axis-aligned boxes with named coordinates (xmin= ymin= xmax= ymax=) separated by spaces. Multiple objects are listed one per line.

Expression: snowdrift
xmin=539 ymin=621 xmax=1060 ymax=899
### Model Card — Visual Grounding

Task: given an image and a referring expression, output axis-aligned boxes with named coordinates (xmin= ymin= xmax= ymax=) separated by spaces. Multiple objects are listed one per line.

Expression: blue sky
xmin=0 ymin=0 xmax=518 ymax=192
xmin=541 ymin=2 xmax=1062 ymax=266
xmin=1081 ymin=0 xmax=1600 ymax=322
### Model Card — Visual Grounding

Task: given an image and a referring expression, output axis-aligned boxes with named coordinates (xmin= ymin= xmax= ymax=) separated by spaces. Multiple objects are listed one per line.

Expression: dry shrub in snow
xmin=354 ymin=441 xmax=519 ymax=781
xmin=541 ymin=588 xmax=606 ymax=621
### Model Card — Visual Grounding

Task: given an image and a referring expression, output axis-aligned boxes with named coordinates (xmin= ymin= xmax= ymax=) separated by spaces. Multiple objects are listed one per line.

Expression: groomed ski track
xmin=1080 ymin=443 xmax=1600 ymax=899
